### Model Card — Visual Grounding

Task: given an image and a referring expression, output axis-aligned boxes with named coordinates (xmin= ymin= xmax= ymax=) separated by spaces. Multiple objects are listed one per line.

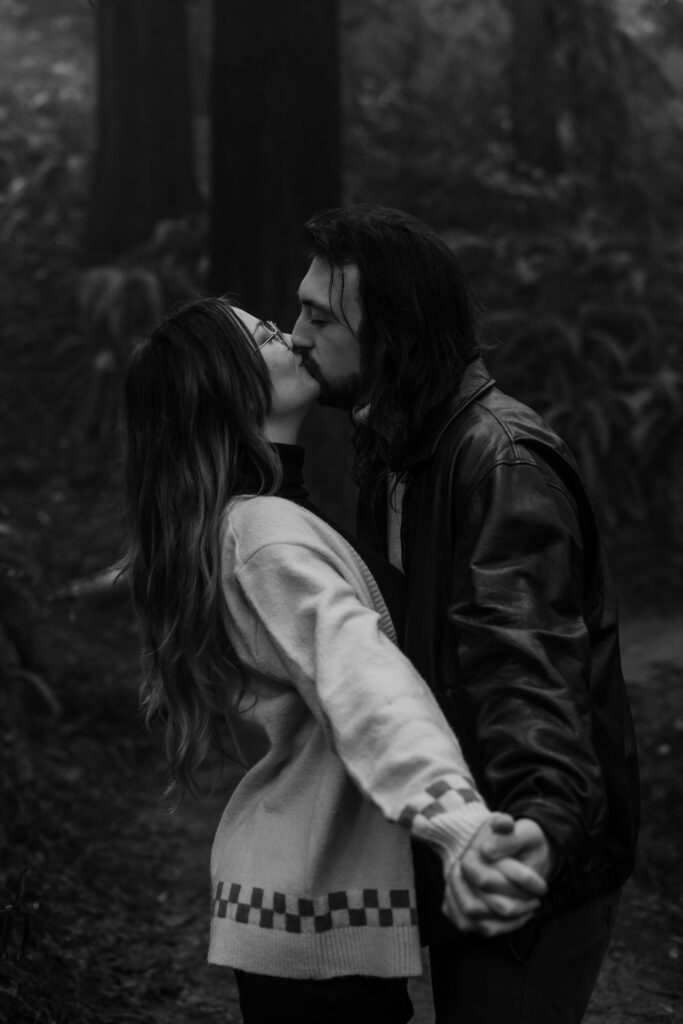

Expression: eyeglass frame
xmin=256 ymin=320 xmax=292 ymax=351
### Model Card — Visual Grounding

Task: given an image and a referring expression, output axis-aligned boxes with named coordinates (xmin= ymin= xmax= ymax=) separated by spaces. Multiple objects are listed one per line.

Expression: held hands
xmin=442 ymin=814 xmax=553 ymax=937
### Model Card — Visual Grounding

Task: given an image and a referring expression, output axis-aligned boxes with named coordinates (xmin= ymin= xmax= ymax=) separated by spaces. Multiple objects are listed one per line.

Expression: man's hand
xmin=467 ymin=816 xmax=556 ymax=884
xmin=442 ymin=814 xmax=550 ymax=937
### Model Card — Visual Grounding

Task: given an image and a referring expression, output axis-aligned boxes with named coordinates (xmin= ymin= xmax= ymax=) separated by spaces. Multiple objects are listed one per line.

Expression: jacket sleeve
xmin=224 ymin=530 xmax=491 ymax=869
xmin=447 ymin=454 xmax=607 ymax=872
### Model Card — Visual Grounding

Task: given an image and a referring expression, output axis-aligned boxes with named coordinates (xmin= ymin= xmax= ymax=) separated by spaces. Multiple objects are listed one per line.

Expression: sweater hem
xmin=208 ymin=921 xmax=423 ymax=979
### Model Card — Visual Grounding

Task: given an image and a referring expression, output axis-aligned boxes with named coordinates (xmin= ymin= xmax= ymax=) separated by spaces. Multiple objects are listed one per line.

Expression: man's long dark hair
xmin=302 ymin=204 xmax=483 ymax=495
xmin=122 ymin=297 xmax=281 ymax=791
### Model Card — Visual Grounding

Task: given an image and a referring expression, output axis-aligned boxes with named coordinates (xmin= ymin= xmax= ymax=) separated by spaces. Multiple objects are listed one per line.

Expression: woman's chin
xmin=301 ymin=391 xmax=320 ymax=414
xmin=301 ymin=372 xmax=322 ymax=401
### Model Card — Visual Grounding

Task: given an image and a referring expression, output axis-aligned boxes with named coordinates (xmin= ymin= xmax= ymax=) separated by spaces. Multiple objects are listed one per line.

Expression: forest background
xmin=0 ymin=0 xmax=681 ymax=1022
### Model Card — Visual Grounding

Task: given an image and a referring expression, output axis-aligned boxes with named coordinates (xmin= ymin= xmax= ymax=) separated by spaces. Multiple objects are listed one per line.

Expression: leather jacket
xmin=357 ymin=360 xmax=640 ymax=919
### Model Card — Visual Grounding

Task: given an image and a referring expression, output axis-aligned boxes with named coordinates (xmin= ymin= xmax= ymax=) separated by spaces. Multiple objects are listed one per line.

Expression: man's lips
xmin=299 ymin=356 xmax=320 ymax=380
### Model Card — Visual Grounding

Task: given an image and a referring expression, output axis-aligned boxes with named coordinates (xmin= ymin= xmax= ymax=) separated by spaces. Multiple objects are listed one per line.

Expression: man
xmin=291 ymin=204 xmax=639 ymax=1023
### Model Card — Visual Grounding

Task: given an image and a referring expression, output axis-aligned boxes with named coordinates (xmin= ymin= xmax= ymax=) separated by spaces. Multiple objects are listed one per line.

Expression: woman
xmin=122 ymin=297 xmax=544 ymax=1024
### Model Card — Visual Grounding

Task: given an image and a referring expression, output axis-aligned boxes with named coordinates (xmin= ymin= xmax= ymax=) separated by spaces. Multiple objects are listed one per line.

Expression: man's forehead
xmin=300 ymin=258 xmax=360 ymax=312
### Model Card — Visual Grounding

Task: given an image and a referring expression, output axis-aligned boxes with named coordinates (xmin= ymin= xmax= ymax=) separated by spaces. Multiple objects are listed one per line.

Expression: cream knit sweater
xmin=208 ymin=496 xmax=490 ymax=979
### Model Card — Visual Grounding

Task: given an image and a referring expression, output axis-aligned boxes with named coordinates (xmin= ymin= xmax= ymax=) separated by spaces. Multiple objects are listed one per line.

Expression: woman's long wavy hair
xmin=301 ymin=204 xmax=486 ymax=499
xmin=122 ymin=297 xmax=281 ymax=793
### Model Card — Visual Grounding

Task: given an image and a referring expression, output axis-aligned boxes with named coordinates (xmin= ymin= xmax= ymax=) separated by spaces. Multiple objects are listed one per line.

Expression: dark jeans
xmin=234 ymin=970 xmax=414 ymax=1024
xmin=429 ymin=889 xmax=621 ymax=1024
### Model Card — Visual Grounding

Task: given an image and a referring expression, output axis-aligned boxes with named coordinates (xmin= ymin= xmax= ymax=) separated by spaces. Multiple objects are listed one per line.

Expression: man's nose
xmin=290 ymin=316 xmax=313 ymax=351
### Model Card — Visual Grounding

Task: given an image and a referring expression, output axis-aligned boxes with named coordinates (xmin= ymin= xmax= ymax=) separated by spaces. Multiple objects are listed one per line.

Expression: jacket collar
xmin=405 ymin=358 xmax=495 ymax=468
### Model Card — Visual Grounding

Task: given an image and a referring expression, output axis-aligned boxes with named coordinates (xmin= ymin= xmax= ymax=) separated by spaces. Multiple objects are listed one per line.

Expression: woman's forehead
xmin=230 ymin=306 xmax=261 ymax=335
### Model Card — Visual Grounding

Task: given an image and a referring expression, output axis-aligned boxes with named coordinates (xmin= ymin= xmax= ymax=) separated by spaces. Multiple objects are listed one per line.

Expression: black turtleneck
xmin=273 ymin=443 xmax=406 ymax=642
xmin=273 ymin=443 xmax=317 ymax=510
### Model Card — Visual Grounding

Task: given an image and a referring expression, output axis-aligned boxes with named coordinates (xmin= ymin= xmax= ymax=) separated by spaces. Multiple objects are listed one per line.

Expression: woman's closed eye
xmin=257 ymin=321 xmax=293 ymax=350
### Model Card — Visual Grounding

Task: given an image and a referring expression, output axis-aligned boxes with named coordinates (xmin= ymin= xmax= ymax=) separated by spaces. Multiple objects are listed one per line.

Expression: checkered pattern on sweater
xmin=398 ymin=778 xmax=481 ymax=827
xmin=212 ymin=882 xmax=418 ymax=934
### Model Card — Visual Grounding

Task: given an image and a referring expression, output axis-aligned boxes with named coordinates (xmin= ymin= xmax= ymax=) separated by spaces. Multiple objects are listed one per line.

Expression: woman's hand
xmin=442 ymin=814 xmax=550 ymax=936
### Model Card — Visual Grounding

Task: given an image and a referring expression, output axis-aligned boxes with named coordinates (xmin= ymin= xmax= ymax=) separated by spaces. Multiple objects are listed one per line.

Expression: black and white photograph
xmin=1 ymin=1 xmax=681 ymax=1022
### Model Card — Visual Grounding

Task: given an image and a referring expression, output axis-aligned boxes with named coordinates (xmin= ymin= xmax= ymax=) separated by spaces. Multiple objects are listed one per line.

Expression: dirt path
xmin=124 ymin=769 xmax=242 ymax=1024
xmin=579 ymin=616 xmax=683 ymax=1024
xmin=620 ymin=614 xmax=683 ymax=680
xmin=156 ymin=613 xmax=682 ymax=1023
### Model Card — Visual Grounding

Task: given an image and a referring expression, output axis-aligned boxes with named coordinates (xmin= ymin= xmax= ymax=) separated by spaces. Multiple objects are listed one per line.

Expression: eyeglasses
xmin=257 ymin=320 xmax=293 ymax=351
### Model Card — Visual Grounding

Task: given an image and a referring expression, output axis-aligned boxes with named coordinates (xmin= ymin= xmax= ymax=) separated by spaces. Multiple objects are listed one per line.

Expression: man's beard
xmin=302 ymin=359 xmax=361 ymax=411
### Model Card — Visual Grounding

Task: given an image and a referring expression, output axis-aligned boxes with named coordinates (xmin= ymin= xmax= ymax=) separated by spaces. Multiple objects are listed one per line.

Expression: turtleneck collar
xmin=272 ymin=442 xmax=312 ymax=507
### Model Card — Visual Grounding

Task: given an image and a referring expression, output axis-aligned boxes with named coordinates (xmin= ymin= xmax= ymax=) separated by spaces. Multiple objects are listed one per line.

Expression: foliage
xmin=627 ymin=661 xmax=683 ymax=894
xmin=342 ymin=0 xmax=683 ymax=220
xmin=55 ymin=216 xmax=207 ymax=452
xmin=0 ymin=515 xmax=62 ymax=721
xmin=0 ymin=0 xmax=94 ymax=317
xmin=0 ymin=870 xmax=43 ymax=963
xmin=342 ymin=0 xmax=511 ymax=217
xmin=450 ymin=208 xmax=683 ymax=533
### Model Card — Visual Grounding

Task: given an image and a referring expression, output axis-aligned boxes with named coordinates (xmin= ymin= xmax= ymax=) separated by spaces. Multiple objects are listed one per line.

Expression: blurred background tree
xmin=85 ymin=0 xmax=199 ymax=262
xmin=208 ymin=0 xmax=348 ymax=511
xmin=209 ymin=0 xmax=340 ymax=321
xmin=505 ymin=0 xmax=565 ymax=174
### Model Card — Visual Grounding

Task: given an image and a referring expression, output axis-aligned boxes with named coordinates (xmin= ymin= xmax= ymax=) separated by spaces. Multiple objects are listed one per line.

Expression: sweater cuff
xmin=399 ymin=777 xmax=492 ymax=870
xmin=414 ymin=802 xmax=492 ymax=871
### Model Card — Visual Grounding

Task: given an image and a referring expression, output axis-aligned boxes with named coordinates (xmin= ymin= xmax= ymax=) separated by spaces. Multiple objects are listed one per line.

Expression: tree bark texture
xmin=209 ymin=0 xmax=341 ymax=326
xmin=505 ymin=0 xmax=563 ymax=173
xmin=558 ymin=0 xmax=632 ymax=183
xmin=86 ymin=0 xmax=198 ymax=262
xmin=505 ymin=0 xmax=632 ymax=183
xmin=210 ymin=0 xmax=348 ymax=529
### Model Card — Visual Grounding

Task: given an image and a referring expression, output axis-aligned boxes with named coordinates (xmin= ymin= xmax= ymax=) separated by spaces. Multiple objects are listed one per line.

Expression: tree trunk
xmin=85 ymin=0 xmax=198 ymax=263
xmin=209 ymin=0 xmax=341 ymax=327
xmin=558 ymin=0 xmax=632 ymax=185
xmin=505 ymin=0 xmax=563 ymax=173
xmin=209 ymin=1 xmax=346 ymax=530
